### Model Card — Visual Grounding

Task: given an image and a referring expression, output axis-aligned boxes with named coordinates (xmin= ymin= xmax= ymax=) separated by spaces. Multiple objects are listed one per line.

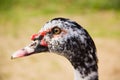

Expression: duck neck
xmin=68 ymin=54 xmax=98 ymax=80
xmin=74 ymin=68 xmax=98 ymax=80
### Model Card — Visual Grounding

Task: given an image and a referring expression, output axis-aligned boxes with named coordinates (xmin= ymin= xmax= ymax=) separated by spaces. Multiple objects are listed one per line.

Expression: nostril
xmin=30 ymin=42 xmax=37 ymax=46
xmin=28 ymin=40 xmax=40 ymax=49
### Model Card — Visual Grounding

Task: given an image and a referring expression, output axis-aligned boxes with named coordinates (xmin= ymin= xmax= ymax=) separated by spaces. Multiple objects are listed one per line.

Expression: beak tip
xmin=11 ymin=56 xmax=13 ymax=59
xmin=11 ymin=47 xmax=35 ymax=59
xmin=11 ymin=55 xmax=17 ymax=60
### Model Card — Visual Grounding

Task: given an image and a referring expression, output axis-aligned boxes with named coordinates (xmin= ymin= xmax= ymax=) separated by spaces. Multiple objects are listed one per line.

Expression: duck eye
xmin=52 ymin=27 xmax=61 ymax=34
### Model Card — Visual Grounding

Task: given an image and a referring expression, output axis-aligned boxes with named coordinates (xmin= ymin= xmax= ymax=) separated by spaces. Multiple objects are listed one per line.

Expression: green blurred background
xmin=0 ymin=0 xmax=120 ymax=38
xmin=0 ymin=0 xmax=120 ymax=80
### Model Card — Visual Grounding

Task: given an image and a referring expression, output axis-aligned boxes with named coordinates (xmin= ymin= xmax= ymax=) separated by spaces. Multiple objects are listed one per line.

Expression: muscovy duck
xmin=11 ymin=18 xmax=98 ymax=80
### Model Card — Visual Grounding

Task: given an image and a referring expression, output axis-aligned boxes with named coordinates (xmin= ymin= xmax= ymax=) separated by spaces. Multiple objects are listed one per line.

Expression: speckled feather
xmin=39 ymin=18 xmax=98 ymax=80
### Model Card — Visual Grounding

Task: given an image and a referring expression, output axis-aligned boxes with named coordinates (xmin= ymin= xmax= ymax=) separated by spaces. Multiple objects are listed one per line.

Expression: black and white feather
xmin=41 ymin=18 xmax=98 ymax=80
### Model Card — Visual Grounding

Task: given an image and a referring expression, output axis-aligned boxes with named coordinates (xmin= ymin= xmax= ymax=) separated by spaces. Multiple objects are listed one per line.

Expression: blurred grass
xmin=0 ymin=0 xmax=120 ymax=12
xmin=0 ymin=11 xmax=120 ymax=39
xmin=0 ymin=0 xmax=120 ymax=39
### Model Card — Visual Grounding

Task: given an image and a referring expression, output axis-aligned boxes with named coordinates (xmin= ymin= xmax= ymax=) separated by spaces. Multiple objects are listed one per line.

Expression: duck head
xmin=11 ymin=18 xmax=98 ymax=80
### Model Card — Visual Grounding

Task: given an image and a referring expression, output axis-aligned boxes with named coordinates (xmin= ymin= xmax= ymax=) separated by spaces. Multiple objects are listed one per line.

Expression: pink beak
xmin=11 ymin=34 xmax=48 ymax=59
xmin=11 ymin=46 xmax=35 ymax=59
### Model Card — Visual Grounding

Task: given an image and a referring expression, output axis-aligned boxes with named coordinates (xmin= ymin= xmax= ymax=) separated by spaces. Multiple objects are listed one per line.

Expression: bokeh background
xmin=0 ymin=0 xmax=120 ymax=80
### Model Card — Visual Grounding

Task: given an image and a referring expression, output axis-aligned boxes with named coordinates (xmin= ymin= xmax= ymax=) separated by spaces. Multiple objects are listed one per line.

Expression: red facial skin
xmin=31 ymin=31 xmax=48 ymax=47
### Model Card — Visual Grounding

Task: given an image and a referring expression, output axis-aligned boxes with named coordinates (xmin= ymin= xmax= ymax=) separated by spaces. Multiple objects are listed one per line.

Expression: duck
xmin=11 ymin=17 xmax=98 ymax=80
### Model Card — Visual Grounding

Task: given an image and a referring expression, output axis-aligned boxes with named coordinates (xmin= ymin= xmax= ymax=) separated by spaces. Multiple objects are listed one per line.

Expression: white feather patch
xmin=74 ymin=69 xmax=97 ymax=80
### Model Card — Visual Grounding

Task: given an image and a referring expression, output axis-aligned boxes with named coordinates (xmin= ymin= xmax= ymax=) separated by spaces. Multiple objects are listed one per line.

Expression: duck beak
xmin=11 ymin=38 xmax=48 ymax=59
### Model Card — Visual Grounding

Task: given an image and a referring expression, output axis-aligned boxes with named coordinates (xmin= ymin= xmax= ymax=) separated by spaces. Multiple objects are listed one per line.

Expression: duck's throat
xmin=74 ymin=69 xmax=98 ymax=80
xmin=69 ymin=56 xmax=98 ymax=80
